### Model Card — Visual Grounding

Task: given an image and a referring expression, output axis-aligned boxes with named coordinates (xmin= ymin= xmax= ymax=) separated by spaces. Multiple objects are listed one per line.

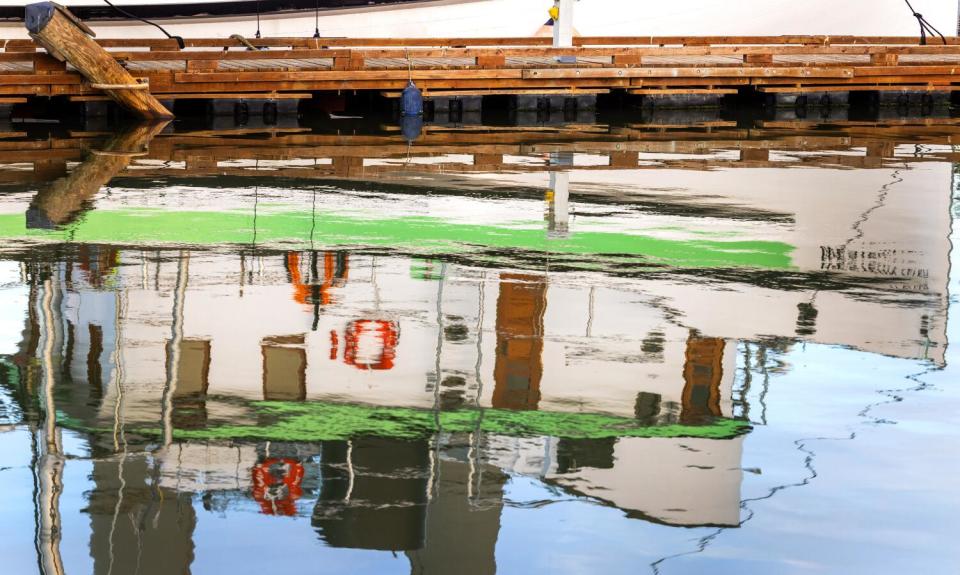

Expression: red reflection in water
xmin=251 ymin=458 xmax=305 ymax=516
xmin=329 ymin=330 xmax=339 ymax=360
xmin=343 ymin=320 xmax=399 ymax=370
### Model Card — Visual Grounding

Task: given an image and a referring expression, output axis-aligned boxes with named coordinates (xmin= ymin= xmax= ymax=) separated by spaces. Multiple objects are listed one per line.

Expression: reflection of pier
xmin=25 ymin=122 xmax=168 ymax=228
xmin=3 ymin=118 xmax=960 ymax=189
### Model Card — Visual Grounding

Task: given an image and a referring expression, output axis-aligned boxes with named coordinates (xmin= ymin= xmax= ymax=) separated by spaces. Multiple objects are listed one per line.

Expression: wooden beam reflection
xmin=26 ymin=121 xmax=169 ymax=229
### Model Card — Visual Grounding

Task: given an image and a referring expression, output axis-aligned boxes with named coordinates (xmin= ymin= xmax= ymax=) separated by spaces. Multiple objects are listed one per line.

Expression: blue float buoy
xmin=401 ymin=80 xmax=423 ymax=117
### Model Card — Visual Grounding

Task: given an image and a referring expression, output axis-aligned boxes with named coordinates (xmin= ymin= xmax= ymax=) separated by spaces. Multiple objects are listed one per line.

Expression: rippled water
xmin=0 ymin=116 xmax=958 ymax=574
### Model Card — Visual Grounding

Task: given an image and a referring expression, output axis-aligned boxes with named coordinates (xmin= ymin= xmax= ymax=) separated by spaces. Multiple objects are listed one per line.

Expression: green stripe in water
xmin=0 ymin=209 xmax=794 ymax=269
xmin=59 ymin=400 xmax=751 ymax=442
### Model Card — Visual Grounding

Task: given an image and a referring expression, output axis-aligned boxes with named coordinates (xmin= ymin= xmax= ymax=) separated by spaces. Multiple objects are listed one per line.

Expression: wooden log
xmin=25 ymin=2 xmax=172 ymax=119
xmin=27 ymin=121 xmax=169 ymax=228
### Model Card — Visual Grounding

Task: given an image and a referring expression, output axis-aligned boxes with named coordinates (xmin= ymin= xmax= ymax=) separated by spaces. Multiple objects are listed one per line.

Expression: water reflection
xmin=0 ymin=115 xmax=955 ymax=574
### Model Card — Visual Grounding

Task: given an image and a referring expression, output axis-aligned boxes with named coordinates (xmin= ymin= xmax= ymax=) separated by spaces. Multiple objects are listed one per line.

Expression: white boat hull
xmin=0 ymin=0 xmax=956 ymax=40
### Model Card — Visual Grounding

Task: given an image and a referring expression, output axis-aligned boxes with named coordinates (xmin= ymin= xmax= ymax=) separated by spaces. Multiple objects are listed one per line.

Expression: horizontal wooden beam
xmin=380 ymin=88 xmax=609 ymax=98
xmin=69 ymin=92 xmax=315 ymax=101
xmin=173 ymin=69 xmax=524 ymax=83
xmin=524 ymin=67 xmax=856 ymax=79
xmin=628 ymin=88 xmax=739 ymax=95
xmin=758 ymin=85 xmax=957 ymax=93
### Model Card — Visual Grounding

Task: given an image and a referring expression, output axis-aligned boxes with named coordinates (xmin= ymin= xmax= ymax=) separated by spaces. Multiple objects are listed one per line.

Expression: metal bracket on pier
xmin=24 ymin=2 xmax=173 ymax=120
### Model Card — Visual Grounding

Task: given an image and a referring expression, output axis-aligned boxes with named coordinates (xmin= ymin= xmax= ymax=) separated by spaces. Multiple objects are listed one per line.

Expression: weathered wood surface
xmin=2 ymin=30 xmax=960 ymax=102
xmin=24 ymin=2 xmax=171 ymax=118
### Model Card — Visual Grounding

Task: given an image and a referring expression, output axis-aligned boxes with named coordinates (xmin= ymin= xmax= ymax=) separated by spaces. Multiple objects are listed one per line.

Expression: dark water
xmin=0 ymin=117 xmax=958 ymax=574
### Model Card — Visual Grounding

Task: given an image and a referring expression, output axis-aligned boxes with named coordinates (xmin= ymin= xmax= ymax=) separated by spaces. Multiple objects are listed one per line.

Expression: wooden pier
xmin=3 ymin=26 xmax=960 ymax=118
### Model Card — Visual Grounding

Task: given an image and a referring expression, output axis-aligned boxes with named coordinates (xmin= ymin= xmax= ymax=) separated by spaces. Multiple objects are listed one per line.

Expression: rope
xmin=230 ymin=34 xmax=261 ymax=51
xmin=313 ymin=0 xmax=321 ymax=39
xmin=101 ymin=0 xmax=184 ymax=49
xmin=904 ymin=0 xmax=946 ymax=45
xmin=405 ymin=47 xmax=412 ymax=83
xmin=255 ymin=0 xmax=262 ymax=39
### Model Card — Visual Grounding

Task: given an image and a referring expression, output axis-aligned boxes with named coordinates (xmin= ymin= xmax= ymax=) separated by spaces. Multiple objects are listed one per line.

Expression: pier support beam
xmin=877 ymin=90 xmax=950 ymax=116
xmin=25 ymin=2 xmax=172 ymax=120
xmin=425 ymin=96 xmax=481 ymax=124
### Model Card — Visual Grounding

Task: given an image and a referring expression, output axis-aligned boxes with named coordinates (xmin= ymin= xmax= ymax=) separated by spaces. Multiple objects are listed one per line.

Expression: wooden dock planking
xmin=1 ymin=35 xmax=960 ymax=106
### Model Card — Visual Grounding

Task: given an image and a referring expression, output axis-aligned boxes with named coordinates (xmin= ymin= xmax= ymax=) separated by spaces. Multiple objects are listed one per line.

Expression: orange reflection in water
xmin=344 ymin=320 xmax=399 ymax=371
xmin=252 ymin=458 xmax=306 ymax=516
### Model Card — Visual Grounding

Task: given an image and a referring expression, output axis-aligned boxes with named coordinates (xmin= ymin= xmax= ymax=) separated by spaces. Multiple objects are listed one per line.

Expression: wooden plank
xmin=853 ymin=65 xmax=960 ymax=77
xmin=524 ymin=66 xmax=855 ymax=79
xmin=174 ymin=69 xmax=525 ymax=83
xmin=758 ymin=85 xmax=957 ymax=93
xmin=628 ymin=88 xmax=739 ymax=95
xmin=381 ymin=88 xmax=609 ymax=98
xmin=68 ymin=92 xmax=314 ymax=101
xmin=0 ymin=74 xmax=80 ymax=85
xmin=573 ymin=35 xmax=960 ymax=46
xmin=25 ymin=2 xmax=171 ymax=119
xmin=109 ymin=49 xmax=350 ymax=62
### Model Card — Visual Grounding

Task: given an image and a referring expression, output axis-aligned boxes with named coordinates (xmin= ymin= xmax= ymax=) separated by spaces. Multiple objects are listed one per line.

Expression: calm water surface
xmin=0 ymin=116 xmax=958 ymax=574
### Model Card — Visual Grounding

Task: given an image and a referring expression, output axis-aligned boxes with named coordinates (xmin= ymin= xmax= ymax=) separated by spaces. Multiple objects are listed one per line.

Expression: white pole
xmin=552 ymin=0 xmax=576 ymax=63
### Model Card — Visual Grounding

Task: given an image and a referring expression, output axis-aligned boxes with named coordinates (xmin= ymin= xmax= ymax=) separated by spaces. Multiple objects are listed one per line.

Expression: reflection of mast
xmin=469 ymin=273 xmax=487 ymax=503
xmin=37 ymin=276 xmax=64 ymax=575
xmin=161 ymin=251 xmax=189 ymax=448
xmin=26 ymin=122 xmax=169 ymax=229
xmin=546 ymin=152 xmax=572 ymax=237
xmin=547 ymin=172 xmax=570 ymax=237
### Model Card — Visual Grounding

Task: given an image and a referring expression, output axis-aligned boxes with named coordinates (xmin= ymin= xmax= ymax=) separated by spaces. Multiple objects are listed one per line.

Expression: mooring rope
xmin=903 ymin=0 xmax=946 ymax=45
xmin=101 ymin=0 xmax=184 ymax=49
xmin=230 ymin=34 xmax=261 ymax=51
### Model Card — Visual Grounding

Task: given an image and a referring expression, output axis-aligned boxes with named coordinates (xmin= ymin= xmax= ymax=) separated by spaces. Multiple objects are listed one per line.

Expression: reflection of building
xmin=18 ymin=249 xmax=751 ymax=425
xmin=5 ymin=189 xmax=953 ymax=530
xmin=87 ymin=454 xmax=197 ymax=575
xmin=4 ymin=248 xmax=756 ymax=533
xmin=314 ymin=438 xmax=430 ymax=551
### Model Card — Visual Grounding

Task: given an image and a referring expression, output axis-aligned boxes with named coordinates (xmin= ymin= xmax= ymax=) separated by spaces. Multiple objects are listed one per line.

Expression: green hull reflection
xmin=0 ymin=210 xmax=794 ymax=269
xmin=59 ymin=400 xmax=751 ymax=442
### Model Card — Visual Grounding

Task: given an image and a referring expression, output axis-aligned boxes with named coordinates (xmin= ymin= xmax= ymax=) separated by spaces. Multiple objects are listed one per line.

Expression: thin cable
xmin=314 ymin=0 xmax=321 ymax=38
xmin=405 ymin=47 xmax=413 ymax=83
xmin=904 ymin=0 xmax=946 ymax=45
xmin=255 ymin=0 xmax=262 ymax=39
xmin=101 ymin=0 xmax=184 ymax=49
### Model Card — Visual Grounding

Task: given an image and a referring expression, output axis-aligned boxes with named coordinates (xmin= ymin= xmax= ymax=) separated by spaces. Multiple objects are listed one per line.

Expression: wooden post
xmin=25 ymin=2 xmax=173 ymax=119
xmin=27 ymin=121 xmax=169 ymax=228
